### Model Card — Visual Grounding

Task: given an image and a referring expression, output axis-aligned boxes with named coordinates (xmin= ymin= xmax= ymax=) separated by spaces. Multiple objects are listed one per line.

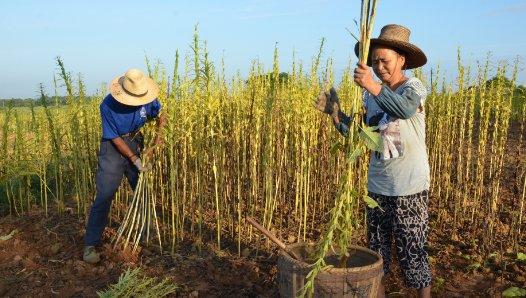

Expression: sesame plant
xmin=301 ymin=0 xmax=380 ymax=296
xmin=0 ymin=11 xmax=523 ymax=284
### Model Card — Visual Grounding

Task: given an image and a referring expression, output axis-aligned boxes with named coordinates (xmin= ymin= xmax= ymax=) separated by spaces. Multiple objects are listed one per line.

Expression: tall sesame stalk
xmin=301 ymin=1 xmax=379 ymax=296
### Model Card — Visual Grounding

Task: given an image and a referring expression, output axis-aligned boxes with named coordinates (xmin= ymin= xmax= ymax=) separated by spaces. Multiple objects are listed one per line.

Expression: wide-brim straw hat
xmin=354 ymin=24 xmax=427 ymax=69
xmin=109 ymin=68 xmax=159 ymax=106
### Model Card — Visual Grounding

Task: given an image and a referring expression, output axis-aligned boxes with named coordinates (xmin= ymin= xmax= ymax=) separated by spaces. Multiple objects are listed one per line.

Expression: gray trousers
xmin=84 ymin=135 xmax=142 ymax=246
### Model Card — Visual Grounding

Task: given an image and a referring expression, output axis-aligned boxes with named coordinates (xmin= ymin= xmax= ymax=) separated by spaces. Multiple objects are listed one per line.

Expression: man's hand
xmin=132 ymin=157 xmax=149 ymax=172
xmin=354 ymin=62 xmax=381 ymax=96
xmin=313 ymin=87 xmax=341 ymax=120
xmin=111 ymin=136 xmax=137 ymax=161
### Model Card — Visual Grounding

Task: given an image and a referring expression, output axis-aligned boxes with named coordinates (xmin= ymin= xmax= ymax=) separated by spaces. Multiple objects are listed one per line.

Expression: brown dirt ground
xmin=0 ymin=205 xmax=525 ymax=297
xmin=0 ymin=207 xmax=278 ymax=297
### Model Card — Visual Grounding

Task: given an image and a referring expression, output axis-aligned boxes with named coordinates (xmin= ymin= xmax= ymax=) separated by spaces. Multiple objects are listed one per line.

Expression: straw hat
xmin=109 ymin=69 xmax=159 ymax=106
xmin=354 ymin=24 xmax=427 ymax=69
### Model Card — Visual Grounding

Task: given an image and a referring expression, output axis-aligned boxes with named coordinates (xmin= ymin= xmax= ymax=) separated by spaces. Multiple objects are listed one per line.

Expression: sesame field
xmin=1 ymin=29 xmax=525 ymax=297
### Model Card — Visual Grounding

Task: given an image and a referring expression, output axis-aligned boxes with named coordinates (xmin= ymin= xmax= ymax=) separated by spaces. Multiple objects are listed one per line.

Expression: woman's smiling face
xmin=371 ymin=46 xmax=405 ymax=84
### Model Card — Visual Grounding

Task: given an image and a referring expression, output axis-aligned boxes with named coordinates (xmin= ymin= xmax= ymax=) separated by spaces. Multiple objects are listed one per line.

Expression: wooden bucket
xmin=277 ymin=243 xmax=383 ymax=297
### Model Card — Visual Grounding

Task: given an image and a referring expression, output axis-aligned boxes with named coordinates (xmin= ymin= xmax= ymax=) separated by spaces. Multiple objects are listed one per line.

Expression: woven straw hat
xmin=354 ymin=24 xmax=427 ymax=69
xmin=109 ymin=68 xmax=159 ymax=106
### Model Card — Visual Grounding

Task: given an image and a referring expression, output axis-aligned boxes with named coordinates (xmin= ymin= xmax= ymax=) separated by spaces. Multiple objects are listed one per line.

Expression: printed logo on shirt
xmin=140 ymin=107 xmax=147 ymax=119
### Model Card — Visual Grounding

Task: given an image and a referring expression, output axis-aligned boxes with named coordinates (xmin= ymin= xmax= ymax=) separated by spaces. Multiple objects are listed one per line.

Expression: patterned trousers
xmin=366 ymin=190 xmax=431 ymax=288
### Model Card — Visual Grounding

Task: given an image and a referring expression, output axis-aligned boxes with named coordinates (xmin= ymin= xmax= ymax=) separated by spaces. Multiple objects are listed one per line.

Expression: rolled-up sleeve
xmin=373 ymin=79 xmax=427 ymax=119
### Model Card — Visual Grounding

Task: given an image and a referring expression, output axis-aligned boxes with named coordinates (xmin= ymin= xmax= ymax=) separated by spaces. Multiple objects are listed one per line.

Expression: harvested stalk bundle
xmin=97 ymin=267 xmax=177 ymax=298
xmin=113 ymin=172 xmax=163 ymax=253
xmin=301 ymin=0 xmax=379 ymax=296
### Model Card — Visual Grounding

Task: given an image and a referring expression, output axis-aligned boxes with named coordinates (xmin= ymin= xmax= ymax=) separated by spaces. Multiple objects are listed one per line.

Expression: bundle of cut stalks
xmin=300 ymin=0 xmax=379 ymax=296
xmin=113 ymin=172 xmax=163 ymax=253
xmin=97 ymin=267 xmax=177 ymax=297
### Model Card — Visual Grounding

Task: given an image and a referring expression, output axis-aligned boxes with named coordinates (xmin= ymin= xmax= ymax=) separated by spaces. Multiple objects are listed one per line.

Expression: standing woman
xmin=83 ymin=69 xmax=166 ymax=264
xmin=315 ymin=24 xmax=431 ymax=297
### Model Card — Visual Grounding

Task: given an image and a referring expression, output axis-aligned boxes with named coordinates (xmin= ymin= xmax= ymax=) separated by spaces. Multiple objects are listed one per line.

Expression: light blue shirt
xmin=364 ymin=77 xmax=430 ymax=196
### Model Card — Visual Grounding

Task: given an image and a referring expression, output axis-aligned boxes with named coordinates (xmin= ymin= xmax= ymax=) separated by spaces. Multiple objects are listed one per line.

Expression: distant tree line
xmin=0 ymin=95 xmax=99 ymax=108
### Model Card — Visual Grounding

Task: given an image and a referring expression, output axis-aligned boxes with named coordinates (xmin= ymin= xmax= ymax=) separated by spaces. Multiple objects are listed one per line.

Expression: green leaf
xmin=502 ymin=287 xmax=526 ymax=297
xmin=434 ymin=277 xmax=445 ymax=287
xmin=347 ymin=147 xmax=363 ymax=164
xmin=363 ymin=196 xmax=380 ymax=209
xmin=358 ymin=125 xmax=381 ymax=152
xmin=517 ymin=252 xmax=526 ymax=261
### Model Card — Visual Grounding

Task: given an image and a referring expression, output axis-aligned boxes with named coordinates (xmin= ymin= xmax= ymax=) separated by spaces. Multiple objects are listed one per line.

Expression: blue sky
xmin=1 ymin=0 xmax=525 ymax=98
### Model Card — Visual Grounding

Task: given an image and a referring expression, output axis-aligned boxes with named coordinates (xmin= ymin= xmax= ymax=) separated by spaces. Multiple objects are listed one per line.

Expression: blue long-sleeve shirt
xmin=333 ymin=79 xmax=425 ymax=135
xmin=374 ymin=84 xmax=421 ymax=119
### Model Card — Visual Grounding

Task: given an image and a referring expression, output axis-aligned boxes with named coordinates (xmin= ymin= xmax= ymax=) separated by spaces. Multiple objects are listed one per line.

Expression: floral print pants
xmin=366 ymin=190 xmax=432 ymax=288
